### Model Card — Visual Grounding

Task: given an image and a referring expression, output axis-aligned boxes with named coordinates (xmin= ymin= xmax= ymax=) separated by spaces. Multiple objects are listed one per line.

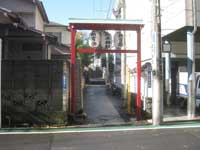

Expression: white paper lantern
xmin=114 ymin=32 xmax=123 ymax=48
xmin=101 ymin=31 xmax=112 ymax=49
xmin=89 ymin=31 xmax=100 ymax=48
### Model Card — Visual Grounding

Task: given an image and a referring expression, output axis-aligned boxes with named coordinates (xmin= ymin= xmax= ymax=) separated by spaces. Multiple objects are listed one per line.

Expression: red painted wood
xmin=77 ymin=49 xmax=138 ymax=54
xmin=136 ymin=29 xmax=142 ymax=120
xmin=70 ymin=25 xmax=76 ymax=113
xmin=72 ymin=23 xmax=143 ymax=31
xmin=69 ymin=21 xmax=143 ymax=120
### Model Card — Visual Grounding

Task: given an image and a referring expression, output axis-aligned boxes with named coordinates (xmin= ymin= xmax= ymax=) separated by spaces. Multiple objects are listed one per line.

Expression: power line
xmin=106 ymin=0 xmax=113 ymax=19
xmin=93 ymin=0 xmax=95 ymax=18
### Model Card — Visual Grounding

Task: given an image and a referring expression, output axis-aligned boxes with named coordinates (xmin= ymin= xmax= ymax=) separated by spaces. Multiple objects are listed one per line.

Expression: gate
xmin=69 ymin=19 xmax=143 ymax=120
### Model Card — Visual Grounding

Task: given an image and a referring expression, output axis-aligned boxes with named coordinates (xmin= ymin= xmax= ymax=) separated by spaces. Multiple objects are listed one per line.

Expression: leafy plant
xmin=76 ymin=32 xmax=93 ymax=67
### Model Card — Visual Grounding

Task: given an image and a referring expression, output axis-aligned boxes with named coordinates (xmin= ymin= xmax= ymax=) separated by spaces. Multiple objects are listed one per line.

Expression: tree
xmin=101 ymin=54 xmax=114 ymax=73
xmin=76 ymin=32 xmax=93 ymax=67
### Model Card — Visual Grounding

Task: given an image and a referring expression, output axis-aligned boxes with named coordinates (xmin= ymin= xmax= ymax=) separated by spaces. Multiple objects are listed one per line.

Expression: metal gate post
xmin=136 ymin=29 xmax=141 ymax=120
xmin=70 ymin=25 xmax=76 ymax=113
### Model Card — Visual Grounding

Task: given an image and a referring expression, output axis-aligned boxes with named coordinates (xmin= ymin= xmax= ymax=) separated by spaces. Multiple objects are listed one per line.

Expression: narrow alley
xmin=84 ymin=84 xmax=131 ymax=125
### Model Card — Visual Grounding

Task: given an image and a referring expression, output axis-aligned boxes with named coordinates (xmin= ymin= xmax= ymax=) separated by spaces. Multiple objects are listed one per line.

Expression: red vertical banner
xmin=136 ymin=29 xmax=141 ymax=120
xmin=70 ymin=25 xmax=76 ymax=113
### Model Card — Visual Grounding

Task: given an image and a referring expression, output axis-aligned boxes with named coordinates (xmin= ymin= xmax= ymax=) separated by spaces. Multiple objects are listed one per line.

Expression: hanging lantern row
xmin=89 ymin=31 xmax=123 ymax=49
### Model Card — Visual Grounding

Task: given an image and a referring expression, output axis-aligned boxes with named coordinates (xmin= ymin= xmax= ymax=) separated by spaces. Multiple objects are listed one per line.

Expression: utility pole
xmin=187 ymin=0 xmax=197 ymax=119
xmin=152 ymin=0 xmax=163 ymax=125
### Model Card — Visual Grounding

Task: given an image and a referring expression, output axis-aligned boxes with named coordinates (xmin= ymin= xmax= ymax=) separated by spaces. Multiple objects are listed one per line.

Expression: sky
xmin=41 ymin=0 xmax=115 ymax=25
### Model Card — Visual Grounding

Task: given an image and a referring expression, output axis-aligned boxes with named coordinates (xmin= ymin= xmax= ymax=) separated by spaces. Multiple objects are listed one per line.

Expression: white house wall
xmin=125 ymin=0 xmax=152 ymax=61
xmin=162 ymin=0 xmax=200 ymax=36
xmin=35 ymin=6 xmax=44 ymax=31
xmin=185 ymin=0 xmax=200 ymax=26
xmin=141 ymin=0 xmax=153 ymax=61
xmin=45 ymin=26 xmax=71 ymax=45
xmin=114 ymin=0 xmax=153 ymax=98
xmin=125 ymin=0 xmax=145 ymax=20
xmin=161 ymin=0 xmax=186 ymax=36
xmin=125 ymin=0 xmax=153 ymax=97
xmin=61 ymin=31 xmax=71 ymax=45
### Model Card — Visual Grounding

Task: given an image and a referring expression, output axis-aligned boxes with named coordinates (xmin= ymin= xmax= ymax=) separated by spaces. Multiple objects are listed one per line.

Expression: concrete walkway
xmin=83 ymin=85 xmax=130 ymax=125
xmin=147 ymin=106 xmax=200 ymax=123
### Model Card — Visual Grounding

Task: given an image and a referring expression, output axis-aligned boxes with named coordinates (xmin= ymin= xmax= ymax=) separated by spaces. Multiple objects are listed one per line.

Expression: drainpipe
xmin=192 ymin=0 xmax=197 ymax=35
xmin=164 ymin=41 xmax=171 ymax=106
xmin=187 ymin=0 xmax=197 ymax=119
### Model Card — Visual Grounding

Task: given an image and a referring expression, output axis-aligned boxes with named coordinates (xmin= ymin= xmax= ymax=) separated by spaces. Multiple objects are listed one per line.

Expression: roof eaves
xmin=0 ymin=7 xmax=27 ymax=26
xmin=0 ymin=7 xmax=12 ymax=13
xmin=35 ymin=0 xmax=49 ymax=23
xmin=45 ymin=22 xmax=70 ymax=31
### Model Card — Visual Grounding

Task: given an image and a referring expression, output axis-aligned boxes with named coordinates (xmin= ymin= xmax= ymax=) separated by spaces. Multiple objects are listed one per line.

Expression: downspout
xmin=192 ymin=0 xmax=197 ymax=111
xmin=192 ymin=0 xmax=197 ymax=35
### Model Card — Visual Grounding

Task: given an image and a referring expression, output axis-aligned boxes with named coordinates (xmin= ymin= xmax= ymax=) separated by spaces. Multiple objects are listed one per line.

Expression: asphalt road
xmin=0 ymin=127 xmax=200 ymax=150
xmin=83 ymin=85 xmax=130 ymax=125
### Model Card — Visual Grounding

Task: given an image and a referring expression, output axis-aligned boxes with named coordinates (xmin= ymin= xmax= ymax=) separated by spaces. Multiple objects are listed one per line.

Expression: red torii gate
xmin=69 ymin=19 xmax=144 ymax=120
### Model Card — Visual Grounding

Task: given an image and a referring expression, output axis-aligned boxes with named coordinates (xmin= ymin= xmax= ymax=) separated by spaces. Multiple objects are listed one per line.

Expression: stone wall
xmin=1 ymin=60 xmax=70 ymax=126
xmin=75 ymin=59 xmax=83 ymax=113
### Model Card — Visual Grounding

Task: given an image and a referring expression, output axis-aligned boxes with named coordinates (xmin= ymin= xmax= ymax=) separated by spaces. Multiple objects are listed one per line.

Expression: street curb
xmin=0 ymin=122 xmax=200 ymax=135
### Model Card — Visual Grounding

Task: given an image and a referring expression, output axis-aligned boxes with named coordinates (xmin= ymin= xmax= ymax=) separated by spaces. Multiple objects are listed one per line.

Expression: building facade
xmin=111 ymin=0 xmax=153 ymax=108
xmin=111 ymin=0 xmax=200 ymax=111
xmin=0 ymin=0 xmax=52 ymax=60
xmin=162 ymin=0 xmax=200 ymax=106
xmin=45 ymin=21 xmax=71 ymax=60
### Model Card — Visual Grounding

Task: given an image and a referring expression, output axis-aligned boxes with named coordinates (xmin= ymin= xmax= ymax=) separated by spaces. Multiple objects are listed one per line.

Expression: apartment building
xmin=162 ymin=0 xmax=200 ymax=105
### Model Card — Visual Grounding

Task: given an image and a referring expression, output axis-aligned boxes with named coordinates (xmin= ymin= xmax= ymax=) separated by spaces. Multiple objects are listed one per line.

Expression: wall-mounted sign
xmin=163 ymin=41 xmax=171 ymax=53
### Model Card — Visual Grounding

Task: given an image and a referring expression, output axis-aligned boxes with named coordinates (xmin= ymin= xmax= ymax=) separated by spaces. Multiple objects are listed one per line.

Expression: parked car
xmin=177 ymin=72 xmax=200 ymax=108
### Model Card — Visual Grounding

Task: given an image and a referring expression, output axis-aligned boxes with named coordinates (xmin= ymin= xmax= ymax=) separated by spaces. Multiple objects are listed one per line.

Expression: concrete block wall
xmin=2 ymin=60 xmax=70 ymax=114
